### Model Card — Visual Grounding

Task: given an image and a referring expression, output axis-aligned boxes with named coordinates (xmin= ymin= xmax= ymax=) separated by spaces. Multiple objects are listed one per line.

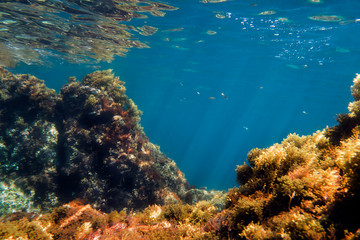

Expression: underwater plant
xmin=0 ymin=200 xmax=219 ymax=239
xmin=213 ymin=73 xmax=360 ymax=239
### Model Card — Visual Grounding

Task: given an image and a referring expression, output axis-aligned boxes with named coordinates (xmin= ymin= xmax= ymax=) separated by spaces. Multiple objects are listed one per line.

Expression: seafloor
xmin=1 ymin=68 xmax=360 ymax=239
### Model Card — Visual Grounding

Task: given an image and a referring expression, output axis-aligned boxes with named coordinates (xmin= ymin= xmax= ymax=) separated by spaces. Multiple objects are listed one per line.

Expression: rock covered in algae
xmin=0 ymin=67 xmax=220 ymax=213
xmin=0 ymin=68 xmax=59 ymax=211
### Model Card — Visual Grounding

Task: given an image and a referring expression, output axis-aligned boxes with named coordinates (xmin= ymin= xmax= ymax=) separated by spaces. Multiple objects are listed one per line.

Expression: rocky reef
xmin=2 ymin=70 xmax=360 ymax=239
xmin=0 ymin=67 xmax=222 ymax=216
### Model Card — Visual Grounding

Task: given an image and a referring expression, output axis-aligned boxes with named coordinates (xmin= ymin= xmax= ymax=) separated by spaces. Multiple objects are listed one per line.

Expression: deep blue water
xmin=12 ymin=0 xmax=360 ymax=190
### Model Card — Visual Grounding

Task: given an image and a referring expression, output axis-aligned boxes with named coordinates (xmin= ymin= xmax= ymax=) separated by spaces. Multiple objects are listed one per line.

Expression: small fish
xmin=286 ymin=64 xmax=300 ymax=69
xmin=221 ymin=92 xmax=228 ymax=100
xmin=209 ymin=97 xmax=216 ymax=100
xmin=172 ymin=38 xmax=187 ymax=42
xmin=309 ymin=15 xmax=343 ymax=22
xmin=162 ymin=27 xmax=184 ymax=32
xmin=259 ymin=10 xmax=276 ymax=16
xmin=206 ymin=30 xmax=217 ymax=35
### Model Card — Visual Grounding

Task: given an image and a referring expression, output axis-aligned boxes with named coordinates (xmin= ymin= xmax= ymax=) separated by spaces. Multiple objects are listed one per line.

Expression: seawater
xmin=12 ymin=0 xmax=360 ymax=190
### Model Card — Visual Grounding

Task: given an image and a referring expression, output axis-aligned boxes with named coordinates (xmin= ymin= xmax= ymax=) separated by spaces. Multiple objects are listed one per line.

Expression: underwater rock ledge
xmin=0 ymin=67 xmax=223 ymax=214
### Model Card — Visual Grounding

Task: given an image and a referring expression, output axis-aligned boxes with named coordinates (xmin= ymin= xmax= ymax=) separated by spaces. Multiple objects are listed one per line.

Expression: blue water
xmin=12 ymin=0 xmax=360 ymax=190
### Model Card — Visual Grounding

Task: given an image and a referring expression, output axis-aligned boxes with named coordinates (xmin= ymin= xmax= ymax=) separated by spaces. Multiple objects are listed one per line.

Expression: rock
xmin=0 ymin=68 xmax=195 ymax=212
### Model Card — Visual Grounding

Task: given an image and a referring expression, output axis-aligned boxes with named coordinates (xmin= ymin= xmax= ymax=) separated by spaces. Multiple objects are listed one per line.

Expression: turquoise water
xmin=10 ymin=0 xmax=360 ymax=190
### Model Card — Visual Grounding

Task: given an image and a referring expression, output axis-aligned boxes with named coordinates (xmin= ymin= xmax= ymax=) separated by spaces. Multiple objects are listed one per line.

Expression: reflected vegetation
xmin=309 ymin=15 xmax=344 ymax=22
xmin=0 ymin=0 xmax=177 ymax=67
xmin=202 ymin=0 xmax=228 ymax=3
xmin=259 ymin=10 xmax=276 ymax=16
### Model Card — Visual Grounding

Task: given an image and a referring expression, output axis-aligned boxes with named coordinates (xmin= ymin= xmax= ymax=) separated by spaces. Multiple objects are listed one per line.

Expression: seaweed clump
xmin=203 ymin=73 xmax=360 ymax=239
xmin=0 ymin=200 xmax=219 ymax=240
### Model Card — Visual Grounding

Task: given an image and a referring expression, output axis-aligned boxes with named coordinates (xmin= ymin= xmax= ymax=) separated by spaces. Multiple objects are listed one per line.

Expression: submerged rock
xmin=0 ymin=68 xmax=59 ymax=213
xmin=0 ymin=67 xmax=216 ymax=213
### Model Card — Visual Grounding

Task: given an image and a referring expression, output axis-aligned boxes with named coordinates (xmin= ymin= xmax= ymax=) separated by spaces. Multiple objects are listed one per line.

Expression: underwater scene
xmin=1 ymin=0 xmax=360 ymax=239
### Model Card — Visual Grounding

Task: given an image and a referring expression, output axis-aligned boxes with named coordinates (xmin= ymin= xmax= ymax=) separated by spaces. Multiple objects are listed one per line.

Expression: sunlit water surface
xmin=11 ymin=0 xmax=360 ymax=190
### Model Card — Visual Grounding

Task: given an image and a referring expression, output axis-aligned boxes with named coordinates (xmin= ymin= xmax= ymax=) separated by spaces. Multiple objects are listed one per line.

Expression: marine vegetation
xmin=0 ymin=199 xmax=220 ymax=240
xmin=204 ymin=73 xmax=360 ymax=239
xmin=3 ymin=70 xmax=360 ymax=239
xmin=0 ymin=0 xmax=177 ymax=67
